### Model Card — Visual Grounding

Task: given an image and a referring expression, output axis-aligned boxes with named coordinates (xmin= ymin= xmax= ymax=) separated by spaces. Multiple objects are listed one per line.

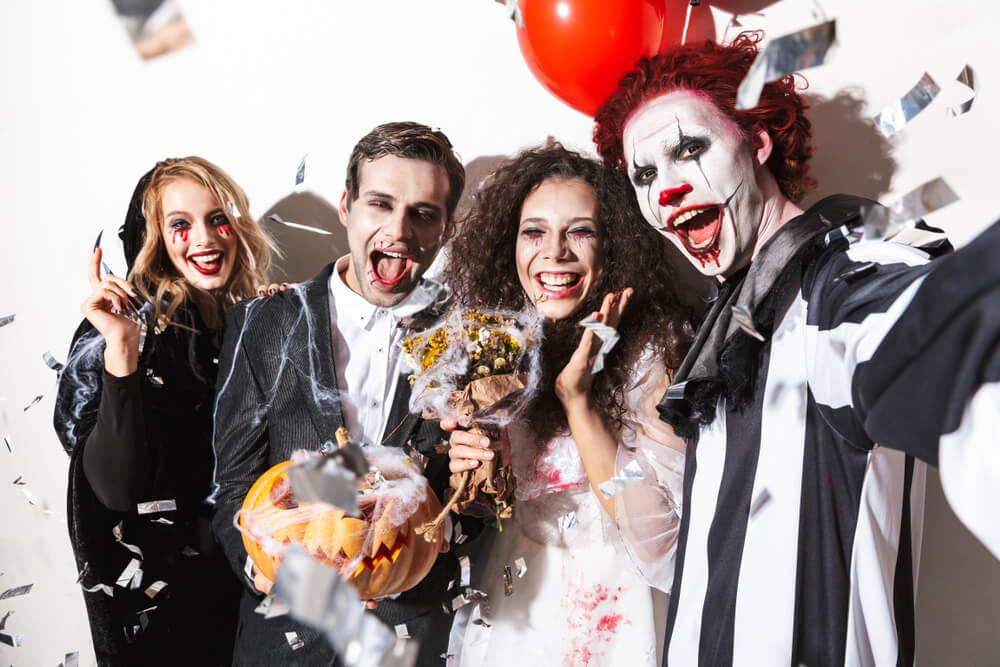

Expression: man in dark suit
xmin=211 ymin=121 xmax=466 ymax=665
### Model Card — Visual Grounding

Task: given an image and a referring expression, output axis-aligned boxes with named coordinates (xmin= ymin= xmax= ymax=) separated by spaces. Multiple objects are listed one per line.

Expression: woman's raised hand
xmin=82 ymin=247 xmax=142 ymax=376
xmin=442 ymin=417 xmax=495 ymax=473
xmin=554 ymin=287 xmax=633 ymax=406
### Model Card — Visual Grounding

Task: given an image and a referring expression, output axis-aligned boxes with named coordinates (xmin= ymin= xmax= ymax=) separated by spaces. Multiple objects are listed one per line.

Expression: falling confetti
xmin=736 ymin=20 xmax=837 ymax=110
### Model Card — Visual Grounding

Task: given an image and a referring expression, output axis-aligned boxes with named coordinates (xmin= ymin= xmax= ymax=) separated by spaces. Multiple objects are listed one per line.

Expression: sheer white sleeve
xmin=612 ymin=356 xmax=686 ymax=593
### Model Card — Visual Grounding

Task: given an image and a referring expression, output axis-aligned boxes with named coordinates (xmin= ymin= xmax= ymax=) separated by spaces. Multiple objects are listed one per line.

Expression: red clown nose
xmin=659 ymin=184 xmax=693 ymax=207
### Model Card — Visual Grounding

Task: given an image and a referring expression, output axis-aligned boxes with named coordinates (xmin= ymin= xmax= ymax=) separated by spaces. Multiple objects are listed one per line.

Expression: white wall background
xmin=1 ymin=0 xmax=998 ymax=664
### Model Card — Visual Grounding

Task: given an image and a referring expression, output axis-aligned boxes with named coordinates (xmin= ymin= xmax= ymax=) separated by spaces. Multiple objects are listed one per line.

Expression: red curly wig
xmin=593 ymin=32 xmax=815 ymax=203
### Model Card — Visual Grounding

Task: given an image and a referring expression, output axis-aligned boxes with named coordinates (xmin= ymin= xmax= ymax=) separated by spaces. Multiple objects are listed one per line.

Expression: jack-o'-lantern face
xmin=239 ymin=454 xmax=443 ymax=600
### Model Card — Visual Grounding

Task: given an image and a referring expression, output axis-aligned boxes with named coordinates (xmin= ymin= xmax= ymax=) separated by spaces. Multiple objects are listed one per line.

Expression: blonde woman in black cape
xmin=54 ymin=157 xmax=277 ymax=665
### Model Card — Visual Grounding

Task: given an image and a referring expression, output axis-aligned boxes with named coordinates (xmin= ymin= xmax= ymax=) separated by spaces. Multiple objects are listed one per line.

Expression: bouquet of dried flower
xmin=403 ymin=308 xmax=542 ymax=539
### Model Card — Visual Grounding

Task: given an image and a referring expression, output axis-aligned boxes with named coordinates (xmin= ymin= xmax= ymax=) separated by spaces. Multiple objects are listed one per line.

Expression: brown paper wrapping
xmin=437 ymin=373 xmax=526 ymax=518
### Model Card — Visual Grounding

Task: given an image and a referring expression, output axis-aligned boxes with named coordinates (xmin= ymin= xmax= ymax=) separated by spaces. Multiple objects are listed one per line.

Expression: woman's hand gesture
xmin=554 ymin=287 xmax=633 ymax=407
xmin=82 ymin=247 xmax=142 ymax=376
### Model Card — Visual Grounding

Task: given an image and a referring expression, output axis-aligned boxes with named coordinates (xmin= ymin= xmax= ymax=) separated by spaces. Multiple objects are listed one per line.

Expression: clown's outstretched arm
xmin=854 ymin=217 xmax=1000 ymax=558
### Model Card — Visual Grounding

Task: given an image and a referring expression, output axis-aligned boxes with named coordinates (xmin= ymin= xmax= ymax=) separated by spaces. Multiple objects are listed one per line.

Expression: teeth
xmin=378 ymin=250 xmax=408 ymax=259
xmin=688 ymin=235 xmax=714 ymax=250
xmin=191 ymin=252 xmax=221 ymax=264
xmin=539 ymin=273 xmax=577 ymax=287
xmin=673 ymin=206 xmax=716 ymax=227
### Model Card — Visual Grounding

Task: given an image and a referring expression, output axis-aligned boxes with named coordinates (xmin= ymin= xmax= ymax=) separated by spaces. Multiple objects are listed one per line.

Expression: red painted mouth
xmin=534 ymin=271 xmax=583 ymax=299
xmin=369 ymin=248 xmax=413 ymax=288
xmin=188 ymin=250 xmax=225 ymax=276
xmin=664 ymin=204 xmax=723 ymax=266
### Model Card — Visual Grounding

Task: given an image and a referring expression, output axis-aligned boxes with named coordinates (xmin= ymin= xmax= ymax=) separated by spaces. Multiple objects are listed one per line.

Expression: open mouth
xmin=188 ymin=250 xmax=224 ymax=276
xmin=369 ymin=248 xmax=413 ymax=288
xmin=534 ymin=271 xmax=583 ymax=299
xmin=665 ymin=204 xmax=723 ymax=267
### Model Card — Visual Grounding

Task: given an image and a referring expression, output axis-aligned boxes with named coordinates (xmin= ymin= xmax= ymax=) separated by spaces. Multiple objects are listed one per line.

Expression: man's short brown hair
xmin=345 ymin=121 xmax=465 ymax=218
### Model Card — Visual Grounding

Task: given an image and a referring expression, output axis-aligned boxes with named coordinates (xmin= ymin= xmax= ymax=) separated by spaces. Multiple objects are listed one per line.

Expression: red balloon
xmin=515 ymin=0 xmax=716 ymax=116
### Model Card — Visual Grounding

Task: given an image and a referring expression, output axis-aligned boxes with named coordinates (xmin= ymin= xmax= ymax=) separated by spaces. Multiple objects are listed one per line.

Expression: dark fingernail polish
xmin=268 ymin=288 xmax=277 ymax=295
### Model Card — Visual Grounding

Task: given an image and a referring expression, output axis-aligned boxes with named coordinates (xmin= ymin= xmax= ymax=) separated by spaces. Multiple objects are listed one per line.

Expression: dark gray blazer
xmin=211 ymin=262 xmax=455 ymax=666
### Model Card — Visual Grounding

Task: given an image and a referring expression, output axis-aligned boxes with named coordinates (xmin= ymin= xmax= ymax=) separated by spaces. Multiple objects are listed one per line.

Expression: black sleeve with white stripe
xmin=853 ymin=218 xmax=1000 ymax=555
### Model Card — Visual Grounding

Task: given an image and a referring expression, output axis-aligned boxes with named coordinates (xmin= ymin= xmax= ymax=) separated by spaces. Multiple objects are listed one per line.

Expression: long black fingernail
xmin=268 ymin=287 xmax=277 ymax=295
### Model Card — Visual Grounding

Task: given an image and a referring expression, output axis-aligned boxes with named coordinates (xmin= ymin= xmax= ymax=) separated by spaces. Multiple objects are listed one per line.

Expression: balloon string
xmin=681 ymin=1 xmax=694 ymax=46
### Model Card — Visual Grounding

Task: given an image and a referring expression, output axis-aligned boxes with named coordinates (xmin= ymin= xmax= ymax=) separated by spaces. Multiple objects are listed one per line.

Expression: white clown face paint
xmin=623 ymin=90 xmax=767 ymax=279
xmin=339 ymin=155 xmax=451 ymax=307
xmin=515 ymin=177 xmax=603 ymax=321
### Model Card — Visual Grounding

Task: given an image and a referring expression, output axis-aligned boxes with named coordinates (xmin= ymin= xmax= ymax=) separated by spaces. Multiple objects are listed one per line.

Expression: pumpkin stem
xmin=415 ymin=471 xmax=469 ymax=542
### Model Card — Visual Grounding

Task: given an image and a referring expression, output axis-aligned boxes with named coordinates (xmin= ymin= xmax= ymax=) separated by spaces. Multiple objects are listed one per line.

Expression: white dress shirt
xmin=327 ymin=256 xmax=425 ymax=445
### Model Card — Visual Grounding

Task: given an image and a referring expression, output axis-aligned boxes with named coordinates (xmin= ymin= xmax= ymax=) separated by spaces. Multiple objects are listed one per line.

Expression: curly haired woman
xmin=442 ymin=143 xmax=698 ymax=666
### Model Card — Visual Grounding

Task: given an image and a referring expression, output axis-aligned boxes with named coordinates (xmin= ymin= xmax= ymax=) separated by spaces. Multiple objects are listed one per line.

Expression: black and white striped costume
xmin=645 ymin=195 xmax=1000 ymax=666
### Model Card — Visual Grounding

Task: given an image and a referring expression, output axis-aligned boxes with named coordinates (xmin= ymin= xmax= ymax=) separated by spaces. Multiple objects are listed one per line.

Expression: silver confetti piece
xmin=577 ymin=314 xmax=621 ymax=374
xmin=749 ymin=488 xmax=772 ymax=516
xmin=12 ymin=475 xmax=24 ymax=485
xmin=43 ymin=350 xmax=65 ymax=373
xmin=145 ymin=368 xmax=164 ymax=387
xmin=502 ymin=566 xmax=513 ymax=597
xmin=130 ymin=567 xmax=145 ymax=590
xmin=181 ymin=545 xmax=200 ymax=557
xmin=0 ymin=584 xmax=32 ymax=600
xmin=557 ymin=511 xmax=577 ymax=533
xmin=23 ymin=395 xmax=43 ymax=412
xmin=21 ymin=487 xmax=38 ymax=505
xmin=453 ymin=519 xmax=468 ymax=545
xmin=152 ymin=517 xmax=174 ymax=526
xmin=731 ymin=305 xmax=766 ymax=342
xmin=0 ymin=314 xmax=14 ymax=328
xmin=947 ymin=65 xmax=976 ymax=117
xmin=452 ymin=593 xmax=470 ymax=611
xmin=274 ymin=545 xmax=399 ymax=667
xmin=4 ymin=434 xmax=11 ymax=454
xmin=62 ymin=652 xmax=80 ymax=667
xmin=254 ymin=594 xmax=290 ymax=619
xmin=227 ymin=201 xmax=240 ymax=219
xmin=286 ymin=458 xmax=359 ymax=516
xmin=394 ymin=624 xmax=410 ymax=639
xmin=81 ymin=581 xmax=114 ymax=597
xmin=0 ymin=610 xmax=10 ymax=630
xmin=116 ymin=559 xmax=142 ymax=588
xmin=137 ymin=499 xmax=177 ymax=514
xmin=872 ymin=72 xmax=940 ymax=137
xmin=458 ymin=555 xmax=471 ymax=588
xmin=0 ymin=631 xmax=23 ymax=647
xmin=267 ymin=213 xmax=333 ymax=236
xmin=470 ymin=604 xmax=491 ymax=628
xmin=244 ymin=555 xmax=255 ymax=581
xmin=286 ymin=631 xmax=305 ymax=651
xmin=834 ymin=261 xmax=877 ymax=284
xmin=598 ymin=458 xmax=647 ymax=499
xmin=494 ymin=0 xmax=524 ymax=29
xmin=295 ymin=155 xmax=307 ymax=187
xmin=514 ymin=557 xmax=527 ymax=578
xmin=863 ymin=177 xmax=959 ymax=241
xmin=736 ymin=20 xmax=837 ymax=110
xmin=667 ymin=380 xmax=687 ymax=401
xmin=144 ymin=580 xmax=167 ymax=599
xmin=113 ymin=522 xmax=144 ymax=559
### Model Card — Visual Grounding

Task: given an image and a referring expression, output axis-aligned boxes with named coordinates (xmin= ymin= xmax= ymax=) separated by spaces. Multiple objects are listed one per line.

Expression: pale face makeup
xmin=516 ymin=177 xmax=603 ymax=321
xmin=623 ymin=90 xmax=765 ymax=278
xmin=160 ymin=177 xmax=238 ymax=291
xmin=339 ymin=155 xmax=452 ymax=307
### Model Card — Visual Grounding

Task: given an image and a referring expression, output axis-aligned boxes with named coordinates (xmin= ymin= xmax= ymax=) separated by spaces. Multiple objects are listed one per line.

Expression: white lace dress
xmin=455 ymin=361 xmax=684 ymax=667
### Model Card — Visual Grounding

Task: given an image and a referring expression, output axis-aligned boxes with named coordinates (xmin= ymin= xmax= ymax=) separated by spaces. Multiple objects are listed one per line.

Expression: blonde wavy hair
xmin=129 ymin=156 xmax=278 ymax=331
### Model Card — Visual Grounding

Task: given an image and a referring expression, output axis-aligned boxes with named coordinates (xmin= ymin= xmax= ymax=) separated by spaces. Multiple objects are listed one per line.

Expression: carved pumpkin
xmin=239 ymin=447 xmax=444 ymax=600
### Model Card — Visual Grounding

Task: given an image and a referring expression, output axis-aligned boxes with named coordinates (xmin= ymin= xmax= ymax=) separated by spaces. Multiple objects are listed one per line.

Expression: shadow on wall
xmin=801 ymin=89 xmax=896 ymax=207
xmin=261 ymin=192 xmax=348 ymax=283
